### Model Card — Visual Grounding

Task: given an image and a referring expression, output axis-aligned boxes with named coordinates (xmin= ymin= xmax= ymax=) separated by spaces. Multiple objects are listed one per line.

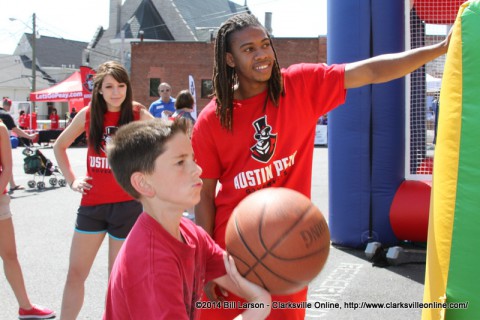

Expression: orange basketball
xmin=225 ymin=187 xmax=330 ymax=295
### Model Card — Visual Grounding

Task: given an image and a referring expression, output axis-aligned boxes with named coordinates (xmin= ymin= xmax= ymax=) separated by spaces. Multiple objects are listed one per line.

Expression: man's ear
xmin=131 ymin=172 xmax=155 ymax=197
xmin=226 ymin=52 xmax=235 ymax=68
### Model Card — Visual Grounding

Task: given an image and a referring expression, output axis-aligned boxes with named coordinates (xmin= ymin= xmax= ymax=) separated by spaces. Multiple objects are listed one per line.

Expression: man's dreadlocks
xmin=212 ymin=13 xmax=284 ymax=131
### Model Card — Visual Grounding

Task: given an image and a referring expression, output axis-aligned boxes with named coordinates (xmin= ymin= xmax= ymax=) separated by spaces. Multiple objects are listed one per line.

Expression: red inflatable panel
xmin=390 ymin=180 xmax=431 ymax=242
xmin=413 ymin=0 xmax=466 ymax=24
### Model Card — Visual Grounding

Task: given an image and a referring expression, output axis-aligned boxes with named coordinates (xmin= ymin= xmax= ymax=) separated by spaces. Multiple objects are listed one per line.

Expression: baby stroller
xmin=23 ymin=147 xmax=67 ymax=189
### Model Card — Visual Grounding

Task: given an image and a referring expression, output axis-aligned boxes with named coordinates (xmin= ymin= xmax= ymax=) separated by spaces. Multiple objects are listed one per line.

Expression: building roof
xmin=174 ymin=0 xmax=248 ymax=38
xmin=123 ymin=0 xmax=174 ymax=40
xmin=109 ymin=0 xmax=247 ymax=41
xmin=0 ymin=54 xmax=52 ymax=91
xmin=86 ymin=0 xmax=248 ymax=67
xmin=14 ymin=34 xmax=88 ymax=69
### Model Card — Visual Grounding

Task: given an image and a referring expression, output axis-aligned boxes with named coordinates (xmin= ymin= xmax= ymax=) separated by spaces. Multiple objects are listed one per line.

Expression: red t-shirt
xmin=81 ymin=106 xmax=140 ymax=206
xmin=104 ymin=213 xmax=226 ymax=320
xmin=24 ymin=113 xmax=37 ymax=130
xmin=193 ymin=63 xmax=345 ymax=247
xmin=18 ymin=115 xmax=26 ymax=128
xmin=49 ymin=113 xmax=59 ymax=129
xmin=192 ymin=63 xmax=346 ymax=320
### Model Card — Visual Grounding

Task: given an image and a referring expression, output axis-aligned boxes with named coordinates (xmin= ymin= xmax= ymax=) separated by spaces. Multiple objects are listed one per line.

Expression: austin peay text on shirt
xmin=234 ymin=150 xmax=297 ymax=194
xmin=233 ymin=115 xmax=297 ymax=194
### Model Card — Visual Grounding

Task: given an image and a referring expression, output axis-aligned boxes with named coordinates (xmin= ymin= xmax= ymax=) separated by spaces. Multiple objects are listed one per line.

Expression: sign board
xmin=315 ymin=124 xmax=328 ymax=145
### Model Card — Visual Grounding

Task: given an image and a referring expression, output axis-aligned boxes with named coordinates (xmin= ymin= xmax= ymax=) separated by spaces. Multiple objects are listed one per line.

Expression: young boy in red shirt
xmin=105 ymin=118 xmax=271 ymax=320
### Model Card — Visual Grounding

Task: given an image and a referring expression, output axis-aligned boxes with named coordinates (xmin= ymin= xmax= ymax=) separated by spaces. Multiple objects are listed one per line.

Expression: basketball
xmin=225 ymin=187 xmax=330 ymax=295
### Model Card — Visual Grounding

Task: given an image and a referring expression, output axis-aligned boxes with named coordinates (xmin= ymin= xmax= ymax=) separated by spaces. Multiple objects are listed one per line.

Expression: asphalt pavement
xmin=0 ymin=145 xmax=426 ymax=319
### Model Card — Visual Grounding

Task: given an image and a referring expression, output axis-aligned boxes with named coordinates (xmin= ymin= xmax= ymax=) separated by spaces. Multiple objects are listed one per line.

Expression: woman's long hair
xmin=89 ymin=61 xmax=134 ymax=154
xmin=213 ymin=13 xmax=284 ymax=131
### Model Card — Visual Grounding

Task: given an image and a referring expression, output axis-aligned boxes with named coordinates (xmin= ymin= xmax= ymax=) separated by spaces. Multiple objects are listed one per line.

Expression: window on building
xmin=150 ymin=78 xmax=161 ymax=97
xmin=201 ymin=79 xmax=213 ymax=99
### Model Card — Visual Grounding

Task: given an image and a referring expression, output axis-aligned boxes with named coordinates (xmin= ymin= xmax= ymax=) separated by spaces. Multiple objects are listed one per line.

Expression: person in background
xmin=0 ymin=120 xmax=56 ymax=319
xmin=171 ymin=89 xmax=196 ymax=136
xmin=0 ymin=98 xmax=38 ymax=192
xmin=49 ymin=108 xmax=59 ymax=130
xmin=17 ymin=110 xmax=31 ymax=147
xmin=104 ymin=118 xmax=271 ymax=319
xmin=67 ymin=108 xmax=77 ymax=126
xmin=53 ymin=61 xmax=153 ymax=319
xmin=192 ymin=13 xmax=451 ymax=320
xmin=432 ymin=92 xmax=440 ymax=145
xmin=148 ymin=82 xmax=176 ymax=118
xmin=18 ymin=111 xmax=27 ymax=130
xmin=69 ymin=107 xmax=77 ymax=119
xmin=320 ymin=113 xmax=328 ymax=125
xmin=24 ymin=112 xmax=37 ymax=131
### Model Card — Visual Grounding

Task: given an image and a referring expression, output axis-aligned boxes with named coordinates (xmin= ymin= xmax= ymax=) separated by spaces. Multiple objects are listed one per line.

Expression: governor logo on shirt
xmin=250 ymin=116 xmax=277 ymax=163
xmin=100 ymin=126 xmax=118 ymax=154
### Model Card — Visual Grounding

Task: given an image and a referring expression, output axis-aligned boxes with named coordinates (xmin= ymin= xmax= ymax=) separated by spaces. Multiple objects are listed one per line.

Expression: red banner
xmin=80 ymin=66 xmax=95 ymax=106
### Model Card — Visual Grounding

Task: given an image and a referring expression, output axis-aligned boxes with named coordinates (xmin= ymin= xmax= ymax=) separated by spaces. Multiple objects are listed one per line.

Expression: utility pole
xmin=31 ymin=13 xmax=36 ymax=111
xmin=9 ymin=13 xmax=37 ymax=112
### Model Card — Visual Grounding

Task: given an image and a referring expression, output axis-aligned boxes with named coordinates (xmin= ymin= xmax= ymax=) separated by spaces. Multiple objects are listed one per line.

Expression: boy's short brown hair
xmin=107 ymin=118 xmax=189 ymax=199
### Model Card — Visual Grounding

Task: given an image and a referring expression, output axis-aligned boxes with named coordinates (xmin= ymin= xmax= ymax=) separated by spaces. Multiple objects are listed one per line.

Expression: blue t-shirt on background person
xmin=149 ymin=98 xmax=176 ymax=118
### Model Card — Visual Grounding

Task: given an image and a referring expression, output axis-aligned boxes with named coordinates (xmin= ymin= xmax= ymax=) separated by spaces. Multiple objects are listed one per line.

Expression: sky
xmin=0 ymin=0 xmax=327 ymax=55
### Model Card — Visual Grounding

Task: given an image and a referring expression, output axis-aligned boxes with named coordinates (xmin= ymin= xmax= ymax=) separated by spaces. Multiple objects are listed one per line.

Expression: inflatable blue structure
xmin=327 ymin=0 xmax=405 ymax=248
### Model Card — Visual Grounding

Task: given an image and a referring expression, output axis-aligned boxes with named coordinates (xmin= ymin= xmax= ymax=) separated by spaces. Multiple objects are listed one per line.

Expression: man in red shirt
xmin=192 ymin=13 xmax=451 ymax=320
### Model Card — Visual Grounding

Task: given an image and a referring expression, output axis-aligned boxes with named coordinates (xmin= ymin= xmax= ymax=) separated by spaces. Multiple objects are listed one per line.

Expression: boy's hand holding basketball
xmin=222 ymin=253 xmax=271 ymax=320
xmin=224 ymin=253 xmax=271 ymax=300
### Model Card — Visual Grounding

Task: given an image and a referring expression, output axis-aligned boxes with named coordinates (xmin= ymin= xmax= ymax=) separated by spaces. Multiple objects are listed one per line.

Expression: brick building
xmin=130 ymin=36 xmax=326 ymax=114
